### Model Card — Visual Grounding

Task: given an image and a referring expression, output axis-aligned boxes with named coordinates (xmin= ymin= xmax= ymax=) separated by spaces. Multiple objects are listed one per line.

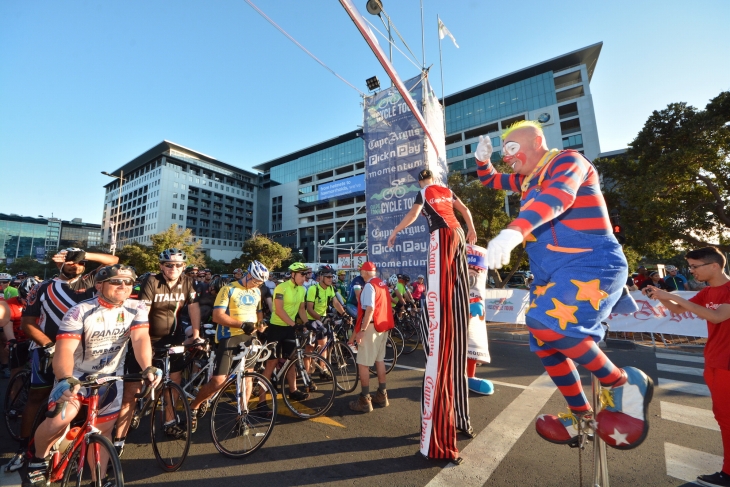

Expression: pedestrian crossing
xmin=655 ymin=352 xmax=723 ymax=484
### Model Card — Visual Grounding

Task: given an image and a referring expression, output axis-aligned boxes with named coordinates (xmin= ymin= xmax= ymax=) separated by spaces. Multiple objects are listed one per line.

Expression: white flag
xmin=438 ymin=18 xmax=459 ymax=48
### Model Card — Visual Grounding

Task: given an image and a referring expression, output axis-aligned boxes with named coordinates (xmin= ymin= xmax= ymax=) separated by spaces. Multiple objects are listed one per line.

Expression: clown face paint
xmin=503 ymin=141 xmax=527 ymax=171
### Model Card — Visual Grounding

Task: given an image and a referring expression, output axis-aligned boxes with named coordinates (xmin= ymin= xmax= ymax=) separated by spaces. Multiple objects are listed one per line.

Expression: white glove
xmin=475 ymin=135 xmax=493 ymax=164
xmin=486 ymin=229 xmax=523 ymax=269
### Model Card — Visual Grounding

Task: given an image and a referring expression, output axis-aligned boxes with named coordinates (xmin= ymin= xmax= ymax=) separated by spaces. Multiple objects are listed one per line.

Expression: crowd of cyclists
xmin=0 ymin=247 xmax=426 ymax=487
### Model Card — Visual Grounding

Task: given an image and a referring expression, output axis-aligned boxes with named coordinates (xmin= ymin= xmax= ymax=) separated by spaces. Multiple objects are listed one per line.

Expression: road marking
xmin=426 ymin=373 xmax=556 ymax=487
xmin=276 ymin=395 xmax=345 ymax=428
xmin=657 ymin=363 xmax=704 ymax=377
xmin=655 ymin=352 xmax=704 ymax=364
xmin=392 ymin=364 xmax=530 ymax=390
xmin=660 ymin=401 xmax=719 ymax=431
xmin=665 ymin=442 xmax=723 ymax=483
xmin=657 ymin=378 xmax=710 ymax=396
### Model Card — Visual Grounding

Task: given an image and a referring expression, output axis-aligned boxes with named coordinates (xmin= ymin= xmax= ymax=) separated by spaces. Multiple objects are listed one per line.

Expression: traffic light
xmin=613 ymin=224 xmax=625 ymax=244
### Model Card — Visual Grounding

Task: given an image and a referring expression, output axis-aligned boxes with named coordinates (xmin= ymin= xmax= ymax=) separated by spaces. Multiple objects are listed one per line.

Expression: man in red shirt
xmin=644 ymin=246 xmax=730 ymax=487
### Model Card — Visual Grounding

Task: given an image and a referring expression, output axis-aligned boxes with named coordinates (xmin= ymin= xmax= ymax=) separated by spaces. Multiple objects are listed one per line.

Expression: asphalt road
xmin=1 ymin=339 xmax=722 ymax=487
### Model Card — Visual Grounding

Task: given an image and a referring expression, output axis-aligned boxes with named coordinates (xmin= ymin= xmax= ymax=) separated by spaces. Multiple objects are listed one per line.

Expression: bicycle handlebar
xmin=46 ymin=373 xmax=152 ymax=419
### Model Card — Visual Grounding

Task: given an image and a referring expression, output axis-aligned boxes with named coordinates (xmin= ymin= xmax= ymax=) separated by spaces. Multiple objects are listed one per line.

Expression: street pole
xmin=105 ymin=169 xmax=125 ymax=256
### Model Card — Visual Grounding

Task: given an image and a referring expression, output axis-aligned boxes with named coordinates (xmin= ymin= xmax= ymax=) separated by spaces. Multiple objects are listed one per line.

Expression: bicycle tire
xmin=61 ymin=433 xmax=123 ymax=487
xmin=281 ymin=353 xmax=335 ymax=419
xmin=210 ymin=372 xmax=277 ymax=458
xmin=399 ymin=316 xmax=421 ymax=355
xmin=4 ymin=368 xmax=30 ymax=441
xmin=150 ymin=381 xmax=191 ymax=472
xmin=388 ymin=327 xmax=404 ymax=357
xmin=331 ymin=342 xmax=358 ymax=394
xmin=369 ymin=335 xmax=397 ymax=375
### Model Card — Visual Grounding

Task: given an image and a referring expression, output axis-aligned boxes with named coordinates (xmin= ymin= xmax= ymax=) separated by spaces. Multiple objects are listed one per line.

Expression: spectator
xmin=639 ymin=271 xmax=667 ymax=290
xmin=633 ymin=266 xmax=650 ymax=288
xmin=348 ymin=261 xmax=394 ymax=413
xmin=642 ymin=246 xmax=730 ymax=487
xmin=664 ymin=265 xmax=689 ymax=292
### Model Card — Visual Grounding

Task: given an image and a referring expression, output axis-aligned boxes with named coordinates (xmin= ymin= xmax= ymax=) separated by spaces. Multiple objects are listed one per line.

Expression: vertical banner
xmin=364 ymin=75 xmax=446 ymax=278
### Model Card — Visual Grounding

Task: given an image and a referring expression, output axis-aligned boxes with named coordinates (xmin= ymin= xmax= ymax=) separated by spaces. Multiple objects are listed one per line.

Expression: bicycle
xmin=209 ymin=338 xmax=278 ymax=458
xmin=127 ymin=343 xmax=192 ymax=472
xmin=316 ymin=311 xmax=358 ymax=394
xmin=268 ymin=324 xmax=337 ymax=419
xmin=394 ymin=306 xmax=421 ymax=355
xmin=4 ymin=343 xmax=52 ymax=443
xmin=43 ymin=373 xmax=151 ymax=487
xmin=179 ymin=324 xmax=218 ymax=417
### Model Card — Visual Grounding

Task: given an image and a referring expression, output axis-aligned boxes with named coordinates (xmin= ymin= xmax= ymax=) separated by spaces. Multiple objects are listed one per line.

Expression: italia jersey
xmin=56 ymin=297 xmax=149 ymax=376
xmin=414 ymin=185 xmax=462 ymax=233
xmin=476 ymin=150 xmax=612 ymax=238
xmin=23 ymin=278 xmax=95 ymax=350
xmin=138 ymin=273 xmax=199 ymax=339
xmin=213 ymin=280 xmax=262 ymax=340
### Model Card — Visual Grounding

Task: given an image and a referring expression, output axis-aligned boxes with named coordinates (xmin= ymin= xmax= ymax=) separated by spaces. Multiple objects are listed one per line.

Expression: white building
xmin=101 ymin=141 xmax=259 ymax=262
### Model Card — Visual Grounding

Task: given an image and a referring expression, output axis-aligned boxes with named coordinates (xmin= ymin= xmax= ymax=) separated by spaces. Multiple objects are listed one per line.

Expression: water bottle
xmin=58 ymin=427 xmax=81 ymax=453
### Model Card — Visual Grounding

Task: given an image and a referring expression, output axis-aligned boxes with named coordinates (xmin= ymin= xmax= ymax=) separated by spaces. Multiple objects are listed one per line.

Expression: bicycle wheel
xmin=330 ymin=342 xmax=358 ymax=394
xmin=4 ymin=369 xmax=30 ymax=441
xmin=400 ymin=316 xmax=421 ymax=355
xmin=210 ymin=372 xmax=277 ymax=459
xmin=370 ymin=336 xmax=397 ymax=375
xmin=150 ymin=381 xmax=191 ymax=472
xmin=282 ymin=353 xmax=335 ymax=419
xmin=61 ymin=433 xmax=123 ymax=487
xmin=389 ymin=327 xmax=404 ymax=357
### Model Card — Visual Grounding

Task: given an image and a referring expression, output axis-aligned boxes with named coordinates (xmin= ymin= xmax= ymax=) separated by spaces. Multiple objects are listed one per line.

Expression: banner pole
xmin=438 ymin=15 xmax=446 ymax=132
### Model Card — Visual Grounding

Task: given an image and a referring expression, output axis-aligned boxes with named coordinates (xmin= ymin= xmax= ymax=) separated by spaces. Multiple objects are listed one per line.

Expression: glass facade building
xmin=0 ymin=214 xmax=60 ymax=261
xmin=270 ymin=138 xmax=364 ymax=185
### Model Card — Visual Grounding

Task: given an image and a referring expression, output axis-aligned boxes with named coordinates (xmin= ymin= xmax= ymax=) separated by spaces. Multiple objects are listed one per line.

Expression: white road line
xmin=655 ymin=352 xmax=704 ymax=364
xmin=665 ymin=442 xmax=723 ymax=484
xmin=426 ymin=373 xmax=556 ymax=487
xmin=658 ymin=377 xmax=710 ymax=397
xmin=393 ymin=364 xmax=530 ymax=389
xmin=661 ymin=401 xmax=719 ymax=431
xmin=657 ymin=363 xmax=704 ymax=377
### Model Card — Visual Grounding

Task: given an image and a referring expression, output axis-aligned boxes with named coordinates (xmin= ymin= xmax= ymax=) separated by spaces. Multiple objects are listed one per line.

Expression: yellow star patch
xmin=529 ymin=299 xmax=538 ymax=310
xmin=545 ymin=298 xmax=579 ymax=330
xmin=533 ymin=282 xmax=555 ymax=297
xmin=571 ymin=279 xmax=609 ymax=311
xmin=525 ymin=233 xmax=537 ymax=242
xmin=535 ymin=337 xmax=545 ymax=347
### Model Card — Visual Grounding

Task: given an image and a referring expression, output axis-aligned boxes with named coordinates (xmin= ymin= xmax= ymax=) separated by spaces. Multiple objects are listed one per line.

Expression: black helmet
xmin=318 ymin=265 xmax=335 ymax=276
xmin=402 ymin=274 xmax=411 ymax=282
xmin=209 ymin=276 xmax=227 ymax=294
xmin=159 ymin=248 xmax=187 ymax=262
xmin=96 ymin=264 xmax=137 ymax=282
xmin=18 ymin=277 xmax=40 ymax=299
xmin=15 ymin=271 xmax=28 ymax=279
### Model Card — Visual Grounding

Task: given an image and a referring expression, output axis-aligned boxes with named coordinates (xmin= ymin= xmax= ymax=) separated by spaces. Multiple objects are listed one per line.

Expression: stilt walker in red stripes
xmin=475 ymin=120 xmax=654 ymax=449
xmin=388 ymin=169 xmax=478 ymax=463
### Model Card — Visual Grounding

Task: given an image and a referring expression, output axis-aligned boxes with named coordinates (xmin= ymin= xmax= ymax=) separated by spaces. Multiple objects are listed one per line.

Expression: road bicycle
xmin=394 ymin=306 xmax=421 ymax=355
xmin=315 ymin=311 xmax=358 ymax=394
xmin=42 ymin=373 xmax=151 ymax=487
xmin=4 ymin=343 xmax=53 ymax=443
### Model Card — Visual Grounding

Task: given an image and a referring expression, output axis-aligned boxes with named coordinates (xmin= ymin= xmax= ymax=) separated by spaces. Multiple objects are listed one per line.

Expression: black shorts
xmin=213 ymin=335 xmax=253 ymax=376
xmin=264 ymin=324 xmax=296 ymax=359
xmin=10 ymin=341 xmax=31 ymax=369
xmin=124 ymin=336 xmax=186 ymax=375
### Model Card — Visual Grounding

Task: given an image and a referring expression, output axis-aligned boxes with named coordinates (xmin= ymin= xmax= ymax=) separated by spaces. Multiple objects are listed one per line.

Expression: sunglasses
xmin=322 ymin=275 xmax=333 ymax=278
xmin=0 ymin=281 xmax=10 ymax=285
xmin=163 ymin=263 xmax=185 ymax=269
xmin=106 ymin=279 xmax=135 ymax=286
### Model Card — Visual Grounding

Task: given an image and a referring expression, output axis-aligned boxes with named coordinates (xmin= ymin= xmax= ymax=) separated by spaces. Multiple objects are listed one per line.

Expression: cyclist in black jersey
xmin=114 ymin=248 xmax=201 ymax=450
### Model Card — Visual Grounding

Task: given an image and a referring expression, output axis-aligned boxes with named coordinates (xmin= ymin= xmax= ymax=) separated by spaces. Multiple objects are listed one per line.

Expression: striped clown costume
xmin=476 ymin=121 xmax=654 ymax=450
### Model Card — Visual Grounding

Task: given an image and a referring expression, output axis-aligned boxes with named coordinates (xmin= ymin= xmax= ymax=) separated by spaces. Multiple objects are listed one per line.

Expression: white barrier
xmin=484 ymin=289 xmax=707 ymax=338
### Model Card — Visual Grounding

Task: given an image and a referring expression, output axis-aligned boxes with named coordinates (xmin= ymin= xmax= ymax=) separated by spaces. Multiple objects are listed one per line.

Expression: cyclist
xmin=389 ymin=274 xmax=408 ymax=321
xmin=260 ymin=262 xmax=310 ymax=402
xmin=305 ymin=265 xmax=347 ymax=377
xmin=0 ymin=272 xmax=12 ymax=296
xmin=114 ymin=248 xmax=201 ymax=452
xmin=24 ymin=265 xmax=161 ymax=487
xmin=233 ymin=268 xmax=244 ymax=280
xmin=1 ymin=272 xmax=14 ymax=376
xmin=50 ymin=248 xmax=120 ymax=291
xmin=335 ymin=270 xmax=348 ymax=303
xmin=1 ymin=278 xmax=39 ymax=472
xmin=411 ymin=274 xmax=427 ymax=309
xmin=345 ymin=263 xmax=366 ymax=319
xmin=187 ymin=261 xmax=268 ymax=432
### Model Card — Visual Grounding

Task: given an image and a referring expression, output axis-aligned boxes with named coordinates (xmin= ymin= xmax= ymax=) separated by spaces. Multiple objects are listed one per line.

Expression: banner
xmin=484 ymin=288 xmax=531 ymax=324
xmin=363 ymin=74 xmax=446 ymax=279
xmin=337 ymin=253 xmax=367 ymax=270
xmin=318 ymin=174 xmax=365 ymax=201
xmin=35 ymin=246 xmax=46 ymax=260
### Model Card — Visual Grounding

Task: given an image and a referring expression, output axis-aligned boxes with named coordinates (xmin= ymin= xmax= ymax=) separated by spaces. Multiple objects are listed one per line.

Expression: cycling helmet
xmin=96 ymin=264 xmax=137 ymax=282
xmin=247 ymin=261 xmax=269 ymax=281
xmin=665 ymin=265 xmax=677 ymax=271
xmin=233 ymin=268 xmax=243 ymax=274
xmin=402 ymin=274 xmax=411 ymax=282
xmin=388 ymin=274 xmax=399 ymax=286
xmin=63 ymin=248 xmax=86 ymax=264
xmin=417 ymin=274 xmax=424 ymax=279
xmin=284 ymin=271 xmax=292 ymax=279
xmin=318 ymin=265 xmax=335 ymax=276
xmin=185 ymin=265 xmax=195 ymax=273
xmin=0 ymin=273 xmax=11 ymax=281
xmin=289 ymin=262 xmax=310 ymax=273
xmin=357 ymin=262 xmax=365 ymax=270
xmin=18 ymin=277 xmax=40 ymax=299
xmin=159 ymin=248 xmax=187 ymax=262
xmin=15 ymin=271 xmax=29 ymax=279
xmin=138 ymin=272 xmax=151 ymax=282
xmin=209 ymin=276 xmax=227 ymax=294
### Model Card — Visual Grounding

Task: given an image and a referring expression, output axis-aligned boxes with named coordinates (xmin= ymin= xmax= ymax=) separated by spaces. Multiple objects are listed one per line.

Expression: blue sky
xmin=1 ymin=0 xmax=728 ymax=224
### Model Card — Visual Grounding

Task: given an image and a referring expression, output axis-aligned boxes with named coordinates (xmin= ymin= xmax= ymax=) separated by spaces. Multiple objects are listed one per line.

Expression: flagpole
xmin=438 ymin=15 xmax=446 ymax=129
xmin=420 ymin=0 xmax=426 ymax=68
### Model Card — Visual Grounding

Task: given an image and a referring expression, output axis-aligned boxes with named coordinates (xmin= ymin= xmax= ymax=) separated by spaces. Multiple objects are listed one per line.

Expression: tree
xmin=230 ymin=234 xmax=291 ymax=272
xmin=5 ymin=257 xmax=54 ymax=279
xmin=595 ymin=91 xmax=730 ymax=256
xmin=116 ymin=225 xmax=206 ymax=273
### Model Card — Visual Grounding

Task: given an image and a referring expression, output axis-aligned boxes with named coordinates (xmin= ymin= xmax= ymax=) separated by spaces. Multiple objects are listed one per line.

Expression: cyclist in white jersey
xmin=24 ymin=265 xmax=161 ymax=487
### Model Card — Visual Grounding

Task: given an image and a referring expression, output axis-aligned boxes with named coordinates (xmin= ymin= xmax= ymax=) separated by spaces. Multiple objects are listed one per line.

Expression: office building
xmin=0 ymin=214 xmax=61 ymax=262
xmin=59 ymin=218 xmax=102 ymax=249
xmin=101 ymin=141 xmax=259 ymax=262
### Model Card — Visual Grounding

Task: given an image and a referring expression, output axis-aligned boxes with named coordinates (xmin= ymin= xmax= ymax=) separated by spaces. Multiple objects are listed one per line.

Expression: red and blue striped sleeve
xmin=476 ymin=161 xmax=522 ymax=192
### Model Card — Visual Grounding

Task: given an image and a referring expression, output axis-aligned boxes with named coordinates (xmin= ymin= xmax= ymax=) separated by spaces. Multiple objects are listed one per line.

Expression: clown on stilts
xmin=476 ymin=120 xmax=653 ymax=448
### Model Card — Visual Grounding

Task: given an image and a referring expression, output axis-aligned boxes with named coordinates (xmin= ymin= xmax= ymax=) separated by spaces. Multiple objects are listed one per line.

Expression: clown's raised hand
xmin=486 ymin=229 xmax=523 ymax=269
xmin=475 ymin=135 xmax=493 ymax=164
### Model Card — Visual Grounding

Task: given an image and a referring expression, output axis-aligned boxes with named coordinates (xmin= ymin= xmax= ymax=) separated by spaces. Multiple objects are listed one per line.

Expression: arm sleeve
xmin=22 ymin=283 xmax=43 ymax=318
xmin=137 ymin=277 xmax=154 ymax=306
xmin=476 ymin=160 xmax=523 ymax=192
xmin=213 ymin=286 xmax=231 ymax=309
xmin=507 ymin=154 xmax=589 ymax=238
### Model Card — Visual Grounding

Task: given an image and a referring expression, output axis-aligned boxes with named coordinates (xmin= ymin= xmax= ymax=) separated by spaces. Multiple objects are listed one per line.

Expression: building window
xmin=174 ymin=182 xmax=178 ymax=188
xmin=180 ymin=205 xmax=184 ymax=211
xmin=172 ymin=203 xmax=177 ymax=209
xmin=179 ymin=215 xmax=184 ymax=221
xmin=172 ymin=213 xmax=176 ymax=219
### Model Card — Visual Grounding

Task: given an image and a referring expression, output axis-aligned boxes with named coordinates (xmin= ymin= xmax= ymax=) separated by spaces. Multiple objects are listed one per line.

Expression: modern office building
xmin=101 ymin=141 xmax=259 ymax=262
xmin=253 ymin=43 xmax=604 ymax=263
xmin=59 ymin=218 xmax=102 ymax=249
xmin=0 ymin=214 xmax=61 ymax=262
